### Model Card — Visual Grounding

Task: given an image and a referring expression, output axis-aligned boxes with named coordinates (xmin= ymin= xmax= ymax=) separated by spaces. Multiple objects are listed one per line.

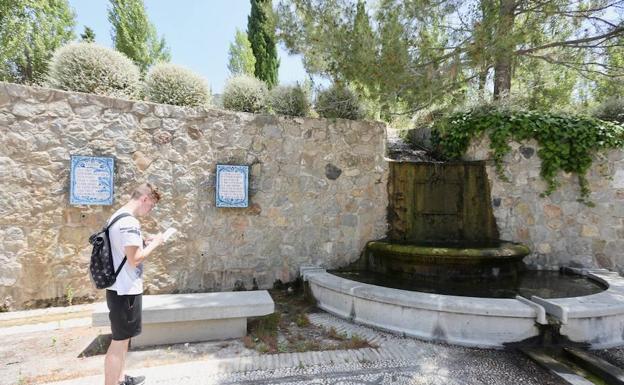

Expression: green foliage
xmin=277 ymin=0 xmax=464 ymax=117
xmin=433 ymin=106 xmax=624 ymax=201
xmin=248 ymin=0 xmax=279 ymax=88
xmin=268 ymin=83 xmax=310 ymax=117
xmin=593 ymin=97 xmax=624 ymax=124
xmin=594 ymin=35 xmax=624 ymax=102
xmin=0 ymin=0 xmax=76 ymax=84
xmin=47 ymin=42 xmax=141 ymax=98
xmin=222 ymin=74 xmax=269 ymax=113
xmin=315 ymin=84 xmax=364 ymax=120
xmin=228 ymin=29 xmax=256 ymax=76
xmin=80 ymin=26 xmax=96 ymax=42
xmin=65 ymin=284 xmax=74 ymax=306
xmin=295 ymin=313 xmax=310 ymax=327
xmin=144 ymin=63 xmax=210 ymax=107
xmin=277 ymin=0 xmax=623 ymax=118
xmin=512 ymin=58 xmax=578 ymax=110
xmin=108 ymin=0 xmax=170 ymax=74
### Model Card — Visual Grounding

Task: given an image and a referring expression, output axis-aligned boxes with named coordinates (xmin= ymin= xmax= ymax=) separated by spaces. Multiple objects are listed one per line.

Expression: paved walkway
xmin=4 ymin=304 xmax=565 ymax=385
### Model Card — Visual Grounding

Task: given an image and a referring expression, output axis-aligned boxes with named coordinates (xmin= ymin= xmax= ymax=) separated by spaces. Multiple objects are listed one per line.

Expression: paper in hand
xmin=163 ymin=227 xmax=177 ymax=242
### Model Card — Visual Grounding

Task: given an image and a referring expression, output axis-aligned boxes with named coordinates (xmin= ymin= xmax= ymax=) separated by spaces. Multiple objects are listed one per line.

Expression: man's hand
xmin=149 ymin=232 xmax=165 ymax=246
xmin=145 ymin=233 xmax=164 ymax=246
xmin=126 ymin=233 xmax=165 ymax=267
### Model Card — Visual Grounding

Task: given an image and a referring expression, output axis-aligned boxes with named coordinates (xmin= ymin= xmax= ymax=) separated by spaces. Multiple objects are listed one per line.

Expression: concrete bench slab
xmin=93 ymin=291 xmax=274 ymax=347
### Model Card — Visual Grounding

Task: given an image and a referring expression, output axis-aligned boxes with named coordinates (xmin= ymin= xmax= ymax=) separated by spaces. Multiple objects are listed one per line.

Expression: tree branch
xmin=521 ymin=53 xmax=624 ymax=78
xmin=515 ymin=0 xmax=624 ymax=17
xmin=515 ymin=26 xmax=624 ymax=54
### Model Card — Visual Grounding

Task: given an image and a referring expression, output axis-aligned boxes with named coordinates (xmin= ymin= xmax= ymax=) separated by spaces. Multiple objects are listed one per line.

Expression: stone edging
xmin=300 ymin=265 xmax=542 ymax=348
xmin=531 ymin=268 xmax=624 ymax=348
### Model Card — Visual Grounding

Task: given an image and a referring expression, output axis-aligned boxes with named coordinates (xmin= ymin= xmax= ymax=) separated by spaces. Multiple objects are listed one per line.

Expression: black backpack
xmin=89 ymin=213 xmax=132 ymax=289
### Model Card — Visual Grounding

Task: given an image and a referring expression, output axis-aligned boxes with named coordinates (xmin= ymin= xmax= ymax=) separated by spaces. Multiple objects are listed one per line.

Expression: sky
xmin=67 ymin=0 xmax=310 ymax=94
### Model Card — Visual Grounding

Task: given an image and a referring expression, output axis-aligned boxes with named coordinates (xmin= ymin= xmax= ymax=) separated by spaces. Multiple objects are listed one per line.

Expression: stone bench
xmin=92 ymin=290 xmax=274 ymax=347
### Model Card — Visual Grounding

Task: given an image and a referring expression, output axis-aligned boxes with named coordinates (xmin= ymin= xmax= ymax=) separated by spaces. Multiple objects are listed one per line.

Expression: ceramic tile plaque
xmin=216 ymin=164 xmax=249 ymax=208
xmin=69 ymin=155 xmax=114 ymax=205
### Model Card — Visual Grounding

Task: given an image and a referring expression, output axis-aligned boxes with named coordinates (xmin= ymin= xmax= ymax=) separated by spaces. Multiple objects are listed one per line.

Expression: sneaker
xmin=122 ymin=375 xmax=145 ymax=385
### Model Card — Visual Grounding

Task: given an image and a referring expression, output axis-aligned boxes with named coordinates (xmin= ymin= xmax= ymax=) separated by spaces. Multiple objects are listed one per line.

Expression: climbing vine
xmin=432 ymin=107 xmax=624 ymax=201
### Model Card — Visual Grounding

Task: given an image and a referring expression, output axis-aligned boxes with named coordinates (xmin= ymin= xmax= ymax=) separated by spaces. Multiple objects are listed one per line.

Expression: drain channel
xmin=520 ymin=346 xmax=624 ymax=385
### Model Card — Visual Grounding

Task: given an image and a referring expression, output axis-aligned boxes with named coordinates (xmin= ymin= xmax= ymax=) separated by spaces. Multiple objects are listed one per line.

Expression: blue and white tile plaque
xmin=216 ymin=164 xmax=249 ymax=208
xmin=70 ymin=155 xmax=114 ymax=205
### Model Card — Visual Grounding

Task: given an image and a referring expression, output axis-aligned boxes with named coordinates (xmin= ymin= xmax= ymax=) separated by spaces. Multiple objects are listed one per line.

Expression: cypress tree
xmin=80 ymin=26 xmax=96 ymax=42
xmin=108 ymin=0 xmax=170 ymax=74
xmin=227 ymin=29 xmax=256 ymax=76
xmin=247 ymin=0 xmax=279 ymax=88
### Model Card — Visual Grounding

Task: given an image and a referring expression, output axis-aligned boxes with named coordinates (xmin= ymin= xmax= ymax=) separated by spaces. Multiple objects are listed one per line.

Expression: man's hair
xmin=130 ymin=183 xmax=161 ymax=203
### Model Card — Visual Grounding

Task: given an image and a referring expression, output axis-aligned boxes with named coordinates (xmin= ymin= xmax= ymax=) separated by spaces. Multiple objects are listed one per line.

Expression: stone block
xmin=11 ymin=102 xmax=45 ymax=118
xmin=132 ymin=102 xmax=151 ymax=115
xmin=581 ymin=225 xmax=599 ymax=238
xmin=543 ymin=204 xmax=562 ymax=218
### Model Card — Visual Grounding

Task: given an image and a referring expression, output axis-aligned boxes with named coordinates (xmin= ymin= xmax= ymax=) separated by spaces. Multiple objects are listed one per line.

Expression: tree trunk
xmin=493 ymin=0 xmax=516 ymax=99
xmin=493 ymin=56 xmax=512 ymax=99
xmin=478 ymin=68 xmax=488 ymax=98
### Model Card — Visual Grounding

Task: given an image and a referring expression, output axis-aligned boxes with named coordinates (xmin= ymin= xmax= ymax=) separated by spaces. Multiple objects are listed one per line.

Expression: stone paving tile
xmin=43 ymin=340 xmax=566 ymax=385
xmin=34 ymin=310 xmax=567 ymax=385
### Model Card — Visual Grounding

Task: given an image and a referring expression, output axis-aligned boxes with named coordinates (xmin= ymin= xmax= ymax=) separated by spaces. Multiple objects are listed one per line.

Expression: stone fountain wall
xmin=0 ymin=83 xmax=388 ymax=309
xmin=387 ymin=161 xmax=499 ymax=243
xmin=464 ymin=136 xmax=624 ymax=273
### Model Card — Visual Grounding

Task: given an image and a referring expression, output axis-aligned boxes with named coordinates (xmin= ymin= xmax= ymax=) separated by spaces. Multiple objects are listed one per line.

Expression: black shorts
xmin=106 ymin=290 xmax=142 ymax=341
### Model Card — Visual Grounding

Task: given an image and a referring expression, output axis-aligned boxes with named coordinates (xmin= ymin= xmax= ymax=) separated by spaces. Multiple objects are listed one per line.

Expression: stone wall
xmin=0 ymin=83 xmax=388 ymax=310
xmin=464 ymin=135 xmax=624 ymax=273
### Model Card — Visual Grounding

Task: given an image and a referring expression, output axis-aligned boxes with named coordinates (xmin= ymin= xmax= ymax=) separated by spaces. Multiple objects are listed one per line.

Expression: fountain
xmin=360 ymin=161 xmax=529 ymax=284
xmin=302 ymin=160 xmax=624 ymax=348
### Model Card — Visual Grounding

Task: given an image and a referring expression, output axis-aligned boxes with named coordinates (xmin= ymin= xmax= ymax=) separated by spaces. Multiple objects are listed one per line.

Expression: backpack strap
xmin=106 ymin=213 xmax=134 ymax=277
xmin=114 ymin=256 xmax=127 ymax=278
xmin=106 ymin=213 xmax=132 ymax=230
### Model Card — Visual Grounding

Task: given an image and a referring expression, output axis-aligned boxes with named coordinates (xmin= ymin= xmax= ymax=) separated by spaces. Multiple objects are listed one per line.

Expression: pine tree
xmin=0 ymin=0 xmax=76 ymax=84
xmin=80 ymin=26 xmax=96 ymax=42
xmin=594 ymin=36 xmax=624 ymax=102
xmin=227 ymin=29 xmax=256 ymax=75
xmin=277 ymin=0 xmax=624 ymax=113
xmin=247 ymin=0 xmax=279 ymax=88
xmin=108 ymin=0 xmax=170 ymax=74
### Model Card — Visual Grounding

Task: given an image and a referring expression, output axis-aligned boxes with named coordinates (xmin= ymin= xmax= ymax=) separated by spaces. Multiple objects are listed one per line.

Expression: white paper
xmin=163 ymin=227 xmax=177 ymax=242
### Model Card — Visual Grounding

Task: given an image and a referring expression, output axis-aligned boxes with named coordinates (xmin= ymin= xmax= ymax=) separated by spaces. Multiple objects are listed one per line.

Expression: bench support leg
xmin=130 ymin=317 xmax=247 ymax=348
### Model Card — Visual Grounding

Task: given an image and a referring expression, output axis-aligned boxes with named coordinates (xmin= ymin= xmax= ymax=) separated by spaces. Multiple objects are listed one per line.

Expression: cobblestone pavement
xmin=44 ymin=313 xmax=565 ymax=385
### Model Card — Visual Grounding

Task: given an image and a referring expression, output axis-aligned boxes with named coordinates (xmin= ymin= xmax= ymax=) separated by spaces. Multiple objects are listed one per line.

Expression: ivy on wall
xmin=432 ymin=108 xmax=624 ymax=202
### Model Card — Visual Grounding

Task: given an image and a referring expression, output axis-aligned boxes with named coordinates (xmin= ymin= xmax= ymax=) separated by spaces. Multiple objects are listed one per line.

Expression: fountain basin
xmin=532 ymin=268 xmax=624 ymax=349
xmin=301 ymin=266 xmax=624 ymax=349
xmin=364 ymin=240 xmax=530 ymax=281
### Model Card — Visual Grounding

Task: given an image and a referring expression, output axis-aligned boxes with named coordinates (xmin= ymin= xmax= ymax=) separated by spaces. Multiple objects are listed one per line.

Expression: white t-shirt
xmin=107 ymin=208 xmax=144 ymax=295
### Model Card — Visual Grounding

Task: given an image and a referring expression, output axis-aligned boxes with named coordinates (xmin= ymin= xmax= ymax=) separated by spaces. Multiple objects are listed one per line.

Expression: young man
xmin=105 ymin=183 xmax=164 ymax=385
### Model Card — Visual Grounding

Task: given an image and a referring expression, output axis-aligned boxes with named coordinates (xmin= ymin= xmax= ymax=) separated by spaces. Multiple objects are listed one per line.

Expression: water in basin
xmin=329 ymin=269 xmax=606 ymax=299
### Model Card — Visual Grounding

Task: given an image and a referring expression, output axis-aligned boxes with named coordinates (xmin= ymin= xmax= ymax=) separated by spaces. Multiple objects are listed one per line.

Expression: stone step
xmin=520 ymin=348 xmax=596 ymax=385
xmin=564 ymin=347 xmax=624 ymax=385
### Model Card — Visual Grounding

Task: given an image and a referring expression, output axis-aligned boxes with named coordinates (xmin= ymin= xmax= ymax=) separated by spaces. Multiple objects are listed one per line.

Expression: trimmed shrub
xmin=222 ymin=74 xmax=268 ymax=113
xmin=46 ymin=42 xmax=140 ymax=99
xmin=268 ymin=84 xmax=310 ymax=117
xmin=144 ymin=63 xmax=210 ymax=107
xmin=593 ymin=97 xmax=624 ymax=124
xmin=315 ymin=84 xmax=364 ymax=120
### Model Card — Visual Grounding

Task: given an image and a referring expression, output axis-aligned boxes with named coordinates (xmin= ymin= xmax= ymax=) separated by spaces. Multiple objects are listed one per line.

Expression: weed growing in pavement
xmin=245 ymin=288 xmax=376 ymax=354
